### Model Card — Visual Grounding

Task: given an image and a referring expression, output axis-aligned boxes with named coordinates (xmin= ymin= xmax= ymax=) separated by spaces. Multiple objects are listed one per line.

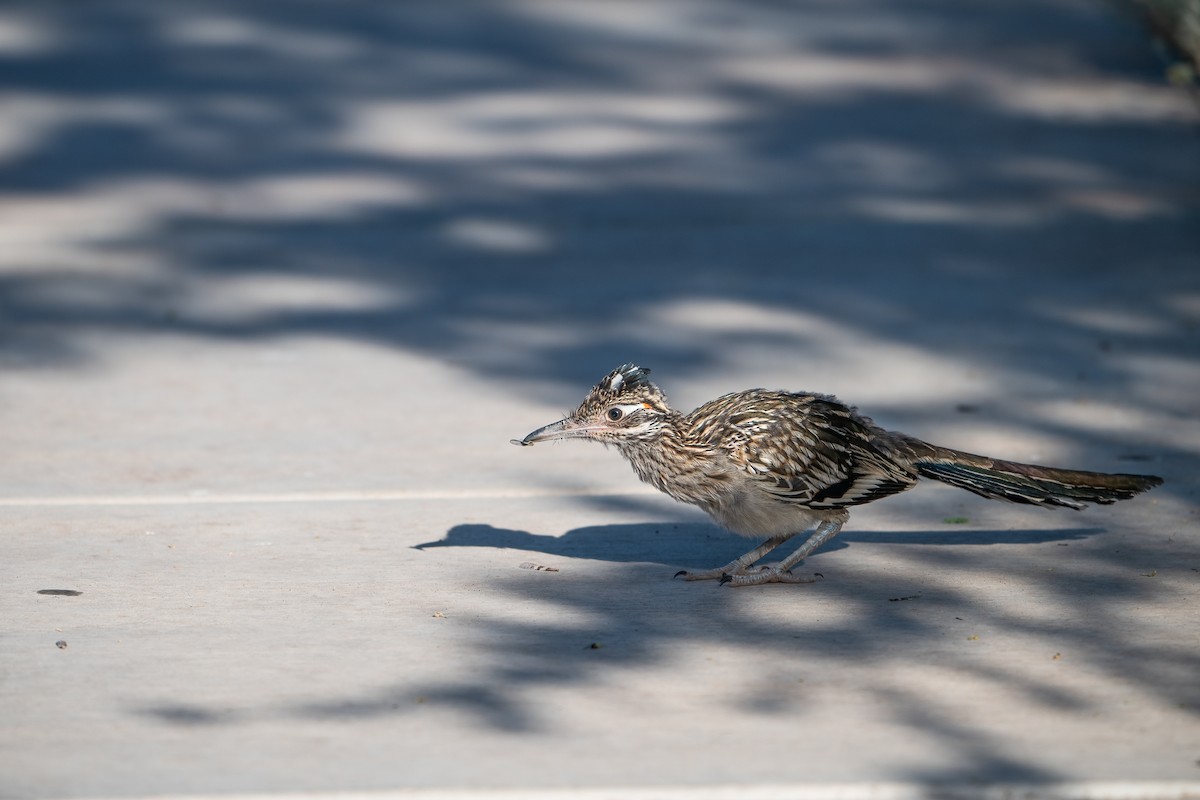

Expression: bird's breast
xmin=701 ymin=485 xmax=828 ymax=538
xmin=620 ymin=442 xmax=829 ymax=538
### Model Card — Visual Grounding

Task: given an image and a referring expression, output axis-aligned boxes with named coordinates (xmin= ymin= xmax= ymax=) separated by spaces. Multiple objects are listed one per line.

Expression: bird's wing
xmin=697 ymin=392 xmax=917 ymax=509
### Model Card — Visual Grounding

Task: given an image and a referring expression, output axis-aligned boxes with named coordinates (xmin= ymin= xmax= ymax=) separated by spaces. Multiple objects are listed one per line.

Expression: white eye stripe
xmin=614 ymin=403 xmax=647 ymax=416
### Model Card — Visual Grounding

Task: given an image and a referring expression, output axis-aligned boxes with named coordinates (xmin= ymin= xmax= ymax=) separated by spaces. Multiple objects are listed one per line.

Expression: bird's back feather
xmin=685 ymin=390 xmax=921 ymax=510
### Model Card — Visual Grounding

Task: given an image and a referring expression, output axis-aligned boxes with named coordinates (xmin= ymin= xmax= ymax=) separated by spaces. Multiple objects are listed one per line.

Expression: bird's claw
xmin=677 ymin=563 xmax=817 ymax=586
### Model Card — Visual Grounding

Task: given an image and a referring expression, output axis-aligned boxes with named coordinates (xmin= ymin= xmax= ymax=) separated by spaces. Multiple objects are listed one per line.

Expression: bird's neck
xmin=615 ymin=414 xmax=715 ymax=505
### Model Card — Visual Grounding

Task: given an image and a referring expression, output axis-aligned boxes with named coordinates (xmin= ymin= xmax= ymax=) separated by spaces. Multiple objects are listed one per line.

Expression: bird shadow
xmin=414 ymin=522 xmax=1105 ymax=566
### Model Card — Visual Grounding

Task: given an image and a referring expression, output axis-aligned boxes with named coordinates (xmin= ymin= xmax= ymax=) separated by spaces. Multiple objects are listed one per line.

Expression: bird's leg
xmin=720 ymin=519 xmax=844 ymax=587
xmin=674 ymin=535 xmax=792 ymax=582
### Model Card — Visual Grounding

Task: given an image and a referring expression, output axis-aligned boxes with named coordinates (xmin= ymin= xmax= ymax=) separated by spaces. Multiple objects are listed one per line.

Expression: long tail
xmin=913 ymin=446 xmax=1163 ymax=510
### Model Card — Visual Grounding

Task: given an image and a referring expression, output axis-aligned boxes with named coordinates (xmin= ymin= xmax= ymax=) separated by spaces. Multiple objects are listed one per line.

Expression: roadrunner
xmin=512 ymin=364 xmax=1163 ymax=586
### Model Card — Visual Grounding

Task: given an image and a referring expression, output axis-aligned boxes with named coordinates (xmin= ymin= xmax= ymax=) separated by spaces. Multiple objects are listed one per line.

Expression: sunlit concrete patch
xmin=216 ymin=173 xmax=431 ymax=220
xmin=1054 ymin=189 xmax=1174 ymax=220
xmin=988 ymin=79 xmax=1199 ymax=123
xmin=482 ymin=164 xmax=602 ymax=192
xmin=158 ymin=13 xmax=361 ymax=60
xmin=719 ymin=49 xmax=1198 ymax=125
xmin=506 ymin=0 xmax=773 ymax=48
xmin=851 ymin=190 xmax=1178 ymax=225
xmin=336 ymin=92 xmax=743 ymax=160
xmin=642 ymin=298 xmax=987 ymax=407
xmin=0 ymin=10 xmax=59 ymax=54
xmin=649 ymin=298 xmax=835 ymax=338
xmin=0 ymin=172 xmax=429 ymax=265
xmin=846 ymin=197 xmax=1045 ymax=227
xmin=441 ymin=218 xmax=554 ymax=254
xmin=175 ymin=272 xmax=411 ymax=323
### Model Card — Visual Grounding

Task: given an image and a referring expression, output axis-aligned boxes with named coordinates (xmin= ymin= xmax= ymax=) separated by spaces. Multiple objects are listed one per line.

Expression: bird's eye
xmin=607 ymin=407 xmax=624 ymax=421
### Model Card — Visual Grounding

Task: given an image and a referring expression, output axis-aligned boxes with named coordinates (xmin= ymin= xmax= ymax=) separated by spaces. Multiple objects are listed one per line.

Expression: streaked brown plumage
xmin=513 ymin=364 xmax=1164 ymax=585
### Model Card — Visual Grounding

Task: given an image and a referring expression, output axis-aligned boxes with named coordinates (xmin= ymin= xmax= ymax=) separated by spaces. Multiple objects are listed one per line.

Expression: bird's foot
xmin=721 ymin=564 xmax=820 ymax=586
xmin=674 ymin=563 xmax=820 ymax=586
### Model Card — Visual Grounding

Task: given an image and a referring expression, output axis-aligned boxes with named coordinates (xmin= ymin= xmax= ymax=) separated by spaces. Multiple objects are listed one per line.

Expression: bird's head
xmin=512 ymin=364 xmax=673 ymax=447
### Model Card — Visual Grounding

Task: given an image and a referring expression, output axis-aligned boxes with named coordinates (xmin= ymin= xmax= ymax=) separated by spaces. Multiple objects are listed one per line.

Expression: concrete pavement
xmin=2 ymin=1 xmax=1199 ymax=797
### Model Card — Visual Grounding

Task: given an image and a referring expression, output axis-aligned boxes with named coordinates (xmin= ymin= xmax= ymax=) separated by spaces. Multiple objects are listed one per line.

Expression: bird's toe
xmin=722 ymin=565 xmax=820 ymax=586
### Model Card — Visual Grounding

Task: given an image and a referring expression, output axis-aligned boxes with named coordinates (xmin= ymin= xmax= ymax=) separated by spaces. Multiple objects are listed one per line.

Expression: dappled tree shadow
xmin=2 ymin=1 xmax=1196 ymax=492
xmin=3 ymin=0 xmax=1198 ymax=789
xmin=1 ymin=1 xmax=1196 ymax=391
xmin=133 ymin=524 xmax=1200 ymax=781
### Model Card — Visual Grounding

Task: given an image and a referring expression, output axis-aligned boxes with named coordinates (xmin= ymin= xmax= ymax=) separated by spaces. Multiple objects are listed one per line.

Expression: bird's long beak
xmin=510 ymin=417 xmax=595 ymax=446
